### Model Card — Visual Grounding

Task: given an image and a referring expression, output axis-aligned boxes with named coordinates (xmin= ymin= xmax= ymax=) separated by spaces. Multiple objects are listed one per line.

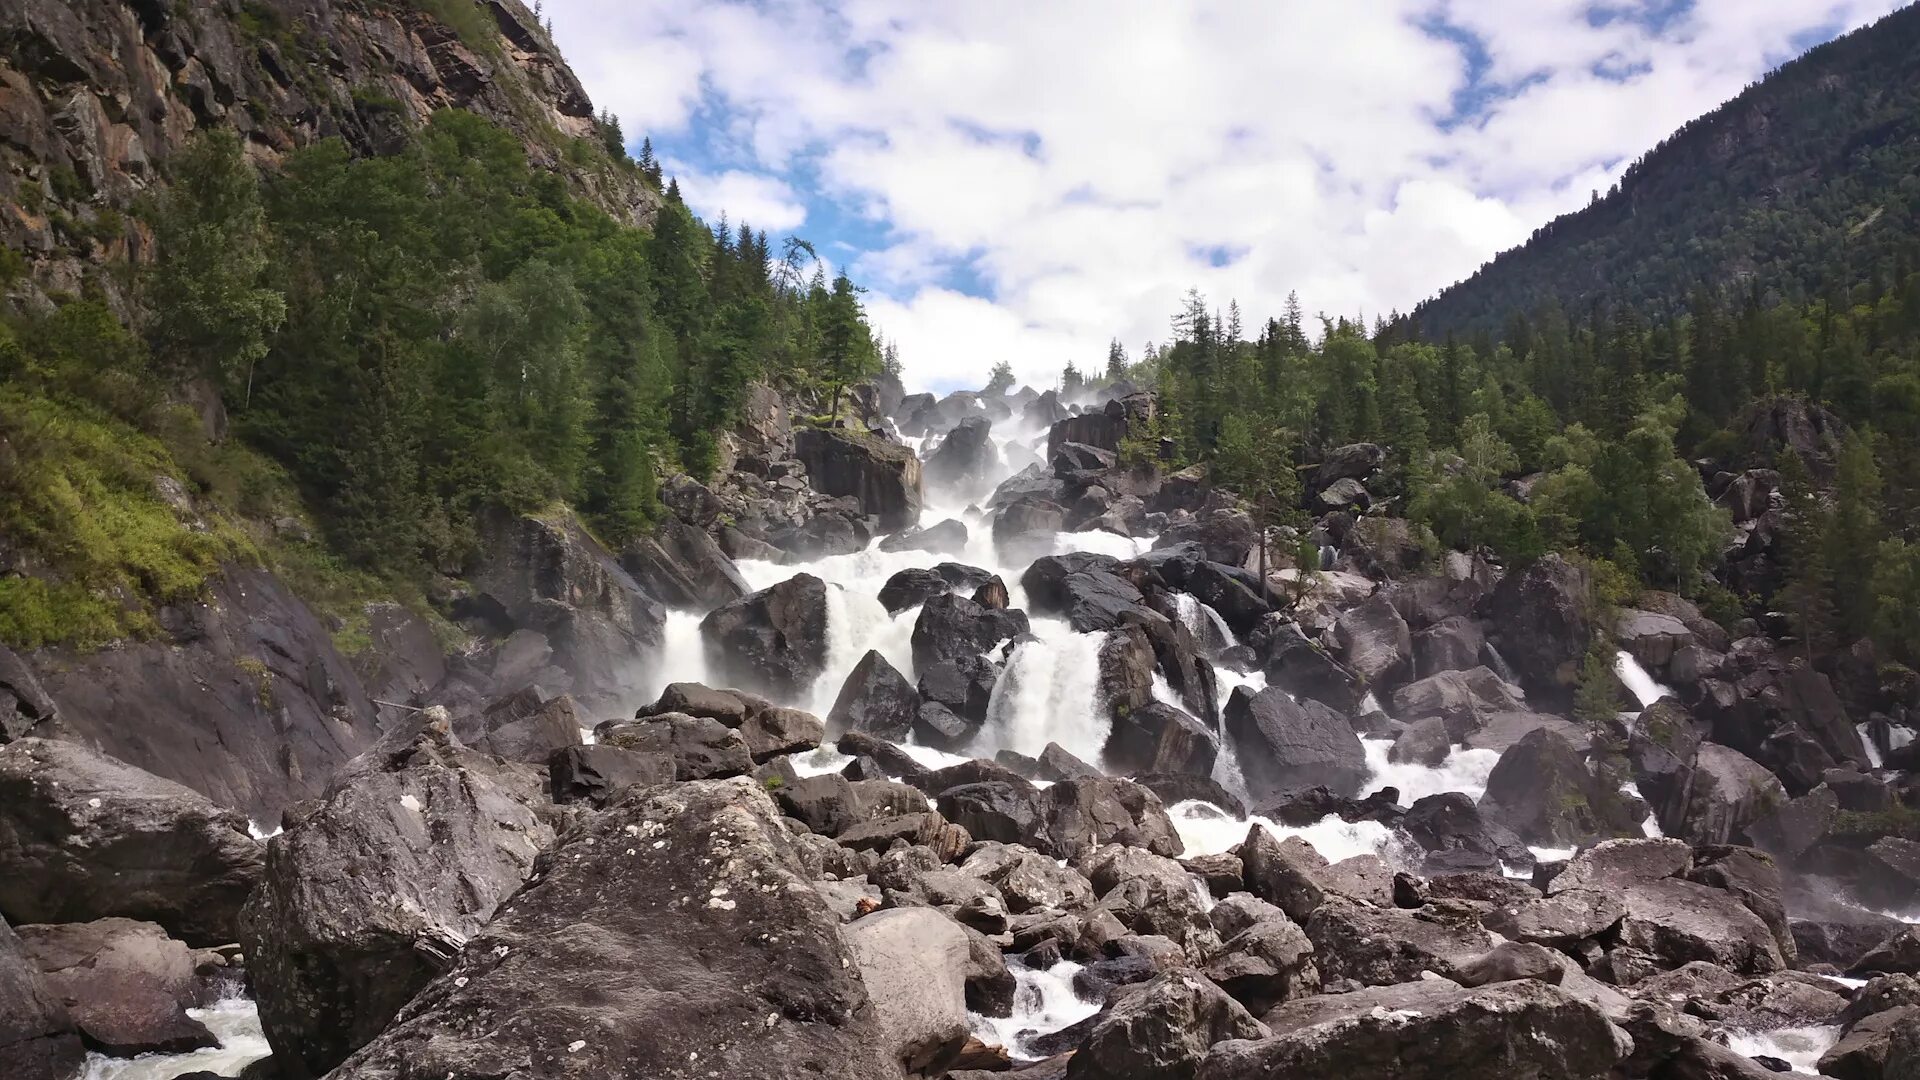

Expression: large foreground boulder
xmin=700 ymin=573 xmax=831 ymax=700
xmin=0 ymin=916 xmax=83 ymax=1080
xmin=241 ymin=723 xmax=554 ymax=1078
xmin=1198 ymin=979 xmax=1630 ymax=1080
xmin=0 ymin=739 xmax=263 ymax=946
xmin=326 ymin=779 xmax=900 ymax=1080
xmin=1065 ymin=972 xmax=1268 ymax=1080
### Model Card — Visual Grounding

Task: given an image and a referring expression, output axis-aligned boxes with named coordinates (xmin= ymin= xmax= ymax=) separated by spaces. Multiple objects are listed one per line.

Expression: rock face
xmin=827 ymin=651 xmax=922 ymax=741
xmin=924 ymin=416 xmax=999 ymax=498
xmin=1199 ymin=980 xmax=1629 ymax=1080
xmin=1066 ymin=972 xmax=1268 ymax=1080
xmin=1478 ymin=727 xmax=1641 ymax=847
xmin=1222 ymin=686 xmax=1367 ymax=800
xmin=456 ymin=689 xmax=583 ymax=763
xmin=619 ymin=518 xmax=751 ymax=612
xmin=0 ymin=739 xmax=263 ymax=946
xmin=1 ymin=0 xmax=658 ymax=312
xmin=25 ymin=567 xmax=378 ymax=821
xmin=15 ymin=918 xmax=216 ymax=1056
xmin=911 ymin=593 xmax=1030 ymax=672
xmin=326 ymin=779 xmax=900 ymax=1080
xmin=700 ymin=573 xmax=831 ymax=700
xmin=794 ymin=426 xmax=923 ymax=532
xmin=0 ymin=916 xmax=84 ymax=1080
xmin=1484 ymin=554 xmax=1592 ymax=700
xmin=240 ymin=723 xmax=554 ymax=1079
xmin=1331 ymin=595 xmax=1413 ymax=694
xmin=467 ymin=510 xmax=668 ymax=715
xmin=842 ymin=909 xmax=971 ymax=1075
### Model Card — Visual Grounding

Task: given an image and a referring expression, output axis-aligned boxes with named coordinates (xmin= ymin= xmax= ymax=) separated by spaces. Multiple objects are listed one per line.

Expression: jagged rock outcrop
xmin=1222 ymin=686 xmax=1367 ymax=800
xmin=699 ymin=573 xmax=831 ymax=700
xmin=619 ymin=518 xmax=751 ymax=612
xmin=240 ymin=721 xmax=553 ymax=1079
xmin=794 ymin=426 xmax=923 ymax=532
xmin=23 ymin=567 xmax=377 ymax=821
xmin=466 ymin=509 xmax=666 ymax=714
xmin=0 ymin=739 xmax=263 ymax=946
xmin=1483 ymin=554 xmax=1593 ymax=700
xmin=325 ymin=779 xmax=900 ymax=1080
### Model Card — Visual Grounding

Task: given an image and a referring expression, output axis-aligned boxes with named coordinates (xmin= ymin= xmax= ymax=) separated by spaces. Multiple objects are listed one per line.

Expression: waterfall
xmin=981 ymin=619 xmax=1110 ymax=764
xmin=968 ymin=960 xmax=1102 ymax=1062
xmin=1613 ymin=650 xmax=1671 ymax=709
xmin=78 ymin=997 xmax=269 ymax=1080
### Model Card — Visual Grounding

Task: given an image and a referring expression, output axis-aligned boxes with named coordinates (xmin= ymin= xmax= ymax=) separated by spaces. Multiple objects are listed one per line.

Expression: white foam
xmin=980 ymin=619 xmax=1109 ymax=764
xmin=1168 ymin=800 xmax=1401 ymax=865
xmin=1615 ymin=650 xmax=1670 ymax=709
xmin=1361 ymin=737 xmax=1501 ymax=804
xmin=1857 ymin=723 xmax=1884 ymax=769
xmin=246 ymin=821 xmax=281 ymax=841
xmin=1724 ymin=1025 xmax=1840 ymax=1074
xmin=969 ymin=960 xmax=1101 ymax=1061
xmin=79 ymin=997 xmax=270 ymax=1080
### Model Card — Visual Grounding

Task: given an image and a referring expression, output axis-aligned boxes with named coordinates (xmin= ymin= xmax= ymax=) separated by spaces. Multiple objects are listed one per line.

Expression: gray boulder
xmin=1199 ymin=979 xmax=1630 ymax=1080
xmin=1303 ymin=900 xmax=1495 ymax=987
xmin=0 ymin=739 xmax=263 ymax=946
xmin=699 ymin=573 xmax=830 ymax=700
xmin=599 ymin=714 xmax=753 ymax=780
xmin=1222 ymin=686 xmax=1367 ymax=801
xmin=843 ymin=908 xmax=971 ymax=1076
xmin=618 ymin=517 xmax=750 ymax=611
xmin=1065 ymin=972 xmax=1268 ymax=1080
xmin=14 ymin=918 xmax=216 ymax=1056
xmin=0 ymin=915 xmax=82 ymax=1080
xmin=1618 ymin=878 xmax=1785 ymax=975
xmin=325 ymin=779 xmax=900 ymax=1080
xmin=1331 ymin=594 xmax=1412 ymax=694
xmin=794 ymin=426 xmax=923 ymax=532
xmin=1484 ymin=554 xmax=1593 ymax=700
xmin=826 ymin=650 xmax=921 ymax=740
xmin=456 ymin=688 xmax=582 ymax=763
xmin=241 ymin=723 xmax=554 ymax=1078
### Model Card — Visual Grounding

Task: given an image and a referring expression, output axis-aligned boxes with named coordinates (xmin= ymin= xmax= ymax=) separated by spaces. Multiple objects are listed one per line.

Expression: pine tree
xmin=1106 ymin=339 xmax=1127 ymax=382
xmin=1776 ymin=449 xmax=1836 ymax=657
xmin=1062 ymin=361 xmax=1085 ymax=396
xmin=986 ymin=360 xmax=1015 ymax=394
xmin=1829 ymin=428 xmax=1884 ymax=641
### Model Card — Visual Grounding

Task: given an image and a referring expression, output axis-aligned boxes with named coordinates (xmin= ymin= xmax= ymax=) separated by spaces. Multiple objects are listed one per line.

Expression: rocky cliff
xmin=1 ymin=0 xmax=657 ymax=309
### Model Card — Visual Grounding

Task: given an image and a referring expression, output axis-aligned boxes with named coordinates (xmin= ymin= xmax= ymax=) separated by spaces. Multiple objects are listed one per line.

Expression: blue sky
xmin=546 ymin=0 xmax=1906 ymax=393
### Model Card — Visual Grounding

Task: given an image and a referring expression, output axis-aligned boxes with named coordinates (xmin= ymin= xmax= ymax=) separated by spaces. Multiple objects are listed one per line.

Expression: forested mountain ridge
xmin=1409 ymin=2 xmax=1920 ymax=345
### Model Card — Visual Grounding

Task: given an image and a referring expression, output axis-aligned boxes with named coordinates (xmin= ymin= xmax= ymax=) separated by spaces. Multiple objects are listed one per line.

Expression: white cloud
xmin=666 ymin=165 xmax=809 ymax=232
xmin=544 ymin=0 xmax=1906 ymax=392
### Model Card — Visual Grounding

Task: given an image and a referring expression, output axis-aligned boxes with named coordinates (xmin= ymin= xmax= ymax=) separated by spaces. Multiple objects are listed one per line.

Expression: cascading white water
xmin=1725 ymin=1026 xmax=1840 ymax=1074
xmin=1614 ymin=650 xmax=1670 ymax=708
xmin=1168 ymin=799 xmax=1401 ymax=864
xmin=969 ymin=960 xmax=1102 ymax=1062
xmin=79 ymin=998 xmax=269 ymax=1080
xmin=981 ymin=619 xmax=1110 ymax=764
xmin=1360 ymin=737 xmax=1501 ymax=805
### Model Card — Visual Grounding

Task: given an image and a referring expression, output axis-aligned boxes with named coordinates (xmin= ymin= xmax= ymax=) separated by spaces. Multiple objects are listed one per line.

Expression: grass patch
xmin=0 ymin=386 xmax=256 ymax=648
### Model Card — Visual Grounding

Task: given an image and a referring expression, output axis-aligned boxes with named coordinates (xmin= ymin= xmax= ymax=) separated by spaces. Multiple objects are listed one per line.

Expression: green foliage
xmin=1572 ymin=639 xmax=1625 ymax=725
xmin=986 ymin=360 xmax=1015 ymax=395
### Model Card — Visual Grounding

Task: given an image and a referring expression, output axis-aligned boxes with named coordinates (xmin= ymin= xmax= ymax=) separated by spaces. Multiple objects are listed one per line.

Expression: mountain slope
xmin=1410 ymin=4 xmax=1920 ymax=342
xmin=1 ymin=0 xmax=656 ymax=309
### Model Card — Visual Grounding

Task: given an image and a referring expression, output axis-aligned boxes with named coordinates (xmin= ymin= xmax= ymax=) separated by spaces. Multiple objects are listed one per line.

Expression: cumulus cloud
xmin=543 ymin=0 xmax=1904 ymax=392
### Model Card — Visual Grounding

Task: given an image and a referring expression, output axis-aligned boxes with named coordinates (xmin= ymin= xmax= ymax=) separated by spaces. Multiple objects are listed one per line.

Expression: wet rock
xmin=1043 ymin=777 xmax=1183 ymax=861
xmin=993 ymin=497 xmax=1070 ymax=559
xmin=918 ymin=654 xmax=1000 ymax=726
xmin=1478 ymin=727 xmax=1644 ymax=848
xmin=1687 ymin=846 xmax=1795 ymax=966
xmin=843 ymin=908 xmax=971 ymax=1075
xmin=959 ymin=843 xmax=1094 ymax=914
xmin=15 ymin=918 xmax=215 ymax=1056
xmin=242 ymin=723 xmax=553 ymax=1078
xmin=936 ymin=783 xmax=1047 ymax=850
xmin=1483 ymin=889 xmax=1627 ymax=949
xmin=1200 ymin=980 xmax=1629 ymax=1080
xmin=700 ymin=573 xmax=830 ymax=700
xmin=882 ymin=562 xmax=1000 ymax=616
xmin=835 ymin=732 xmax=931 ymax=785
xmin=961 ymin=923 xmax=1017 ymax=1018
xmin=1818 ymin=1005 xmax=1920 ymax=1080
xmin=1081 ymin=848 xmax=1218 ymax=960
xmin=0 ymin=915 xmax=83 ymax=1080
xmin=1391 ymin=666 xmax=1526 ymax=738
xmin=325 ymin=779 xmax=900 ymax=1080
xmin=1105 ymin=702 xmax=1219 ymax=777
xmin=0 ymin=739 xmax=263 ymax=947
xmin=1203 ymin=908 xmax=1319 ymax=1013
xmin=1388 ymin=715 xmax=1451 ymax=766
xmin=1484 ymin=554 xmax=1593 ymax=700
xmin=826 ymin=651 xmax=921 ymax=741
xmin=1616 ymin=610 xmax=1697 ymax=672
xmin=737 ymin=705 xmax=825 ymax=762
xmin=468 ymin=509 xmax=667 ymax=714
xmin=457 ymin=688 xmax=582 ymax=763
xmin=1548 ymin=837 xmax=1693 ymax=895
xmin=1038 ymin=742 xmax=1104 ymax=782
xmin=794 ymin=425 xmax=923 ymax=532
xmin=1697 ymin=653 xmax=1868 ymax=792
xmin=548 ymin=744 xmax=674 ymax=807
xmin=1401 ymin=792 xmax=1531 ymax=875
xmin=599 ymin=714 xmax=753 ymax=780
xmin=1304 ymin=899 xmax=1495 ymax=987
xmin=1238 ymin=826 xmax=1326 ymax=923
xmin=1851 ymin=928 xmax=1920 ymax=976
xmin=618 ymin=517 xmax=750 ymax=611
xmin=1331 ymin=594 xmax=1412 ymax=694
xmin=1617 ymin=878 xmax=1785 ymax=975
xmin=1222 ymin=686 xmax=1367 ymax=801
xmin=1134 ymin=774 xmax=1247 ymax=818
xmin=1257 ymin=621 xmax=1361 ymax=714
xmin=1065 ymin=972 xmax=1268 ymax=1080
xmin=879 ymin=518 xmax=971 ymax=557
xmin=911 ymin=593 xmax=1031 ymax=673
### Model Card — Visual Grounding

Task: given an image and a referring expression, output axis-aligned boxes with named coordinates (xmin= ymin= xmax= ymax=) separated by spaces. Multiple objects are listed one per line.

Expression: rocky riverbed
xmin=4 ymin=379 xmax=1918 ymax=1080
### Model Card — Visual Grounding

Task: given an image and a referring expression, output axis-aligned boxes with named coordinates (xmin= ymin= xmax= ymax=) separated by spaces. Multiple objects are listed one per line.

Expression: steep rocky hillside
xmin=1 ymin=0 xmax=656 ymax=309
xmin=1410 ymin=3 xmax=1920 ymax=342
